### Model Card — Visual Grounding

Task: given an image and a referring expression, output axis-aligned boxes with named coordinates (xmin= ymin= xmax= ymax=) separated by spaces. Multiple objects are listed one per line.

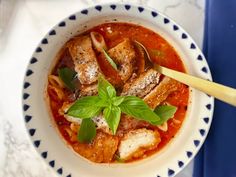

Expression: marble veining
xmin=0 ymin=0 xmax=205 ymax=176
xmin=0 ymin=121 xmax=55 ymax=177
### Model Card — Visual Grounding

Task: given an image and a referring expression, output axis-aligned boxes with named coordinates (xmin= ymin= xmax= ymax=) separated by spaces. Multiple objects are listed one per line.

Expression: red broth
xmin=47 ymin=22 xmax=189 ymax=163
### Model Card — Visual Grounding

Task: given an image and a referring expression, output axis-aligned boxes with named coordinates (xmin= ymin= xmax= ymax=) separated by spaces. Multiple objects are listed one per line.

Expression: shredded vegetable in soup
xmin=47 ymin=23 xmax=189 ymax=163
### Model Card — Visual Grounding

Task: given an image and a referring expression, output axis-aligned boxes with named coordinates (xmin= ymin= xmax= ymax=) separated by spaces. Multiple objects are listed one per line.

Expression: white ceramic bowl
xmin=22 ymin=3 xmax=214 ymax=177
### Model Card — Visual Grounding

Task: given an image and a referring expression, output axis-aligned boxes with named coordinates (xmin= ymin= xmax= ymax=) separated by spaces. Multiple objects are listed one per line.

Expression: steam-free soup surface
xmin=47 ymin=22 xmax=189 ymax=163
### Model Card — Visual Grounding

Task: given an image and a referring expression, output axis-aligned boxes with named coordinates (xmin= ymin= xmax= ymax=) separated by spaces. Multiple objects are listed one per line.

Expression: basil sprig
xmin=78 ymin=119 xmax=96 ymax=143
xmin=119 ymin=96 xmax=161 ymax=124
xmin=154 ymin=105 xmax=177 ymax=125
xmin=67 ymin=76 xmax=177 ymax=143
xmin=67 ymin=96 xmax=103 ymax=118
xmin=98 ymin=75 xmax=116 ymax=99
xmin=58 ymin=67 xmax=77 ymax=91
xmin=103 ymin=106 xmax=121 ymax=135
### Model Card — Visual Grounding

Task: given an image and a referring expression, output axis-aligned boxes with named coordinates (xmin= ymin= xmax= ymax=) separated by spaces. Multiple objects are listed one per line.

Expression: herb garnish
xmin=78 ymin=119 xmax=96 ymax=143
xmin=67 ymin=96 xmax=103 ymax=118
xmin=67 ymin=76 xmax=177 ymax=143
xmin=58 ymin=67 xmax=77 ymax=91
xmin=154 ymin=105 xmax=177 ymax=125
xmin=102 ymin=49 xmax=118 ymax=70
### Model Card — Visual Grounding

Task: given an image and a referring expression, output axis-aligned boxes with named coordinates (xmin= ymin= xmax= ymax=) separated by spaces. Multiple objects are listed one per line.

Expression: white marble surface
xmin=0 ymin=0 xmax=205 ymax=176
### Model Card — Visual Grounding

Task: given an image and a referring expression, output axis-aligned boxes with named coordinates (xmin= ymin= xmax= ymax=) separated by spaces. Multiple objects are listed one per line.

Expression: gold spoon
xmin=134 ymin=40 xmax=236 ymax=107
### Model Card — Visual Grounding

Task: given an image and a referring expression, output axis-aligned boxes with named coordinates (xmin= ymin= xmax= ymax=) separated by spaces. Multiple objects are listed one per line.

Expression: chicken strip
xmin=79 ymin=84 xmax=98 ymax=97
xmin=121 ymin=68 xmax=161 ymax=98
xmin=73 ymin=130 xmax=119 ymax=163
xmin=108 ymin=39 xmax=136 ymax=82
xmin=67 ymin=35 xmax=100 ymax=84
xmin=117 ymin=115 xmax=150 ymax=136
xmin=144 ymin=77 xmax=181 ymax=109
xmin=118 ymin=128 xmax=161 ymax=161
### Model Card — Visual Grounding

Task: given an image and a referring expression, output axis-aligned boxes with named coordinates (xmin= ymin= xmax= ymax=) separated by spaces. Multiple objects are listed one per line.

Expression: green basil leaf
xmin=78 ymin=119 xmax=96 ymax=143
xmin=98 ymin=76 xmax=116 ymax=99
xmin=103 ymin=106 xmax=121 ymax=135
xmin=58 ymin=67 xmax=77 ymax=91
xmin=112 ymin=96 xmax=125 ymax=106
xmin=154 ymin=105 xmax=177 ymax=124
xmin=102 ymin=48 xmax=118 ymax=70
xmin=67 ymin=96 xmax=103 ymax=118
xmin=119 ymin=96 xmax=162 ymax=124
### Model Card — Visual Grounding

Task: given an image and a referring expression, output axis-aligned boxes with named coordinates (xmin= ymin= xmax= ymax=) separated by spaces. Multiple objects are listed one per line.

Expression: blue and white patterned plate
xmin=22 ymin=3 xmax=214 ymax=177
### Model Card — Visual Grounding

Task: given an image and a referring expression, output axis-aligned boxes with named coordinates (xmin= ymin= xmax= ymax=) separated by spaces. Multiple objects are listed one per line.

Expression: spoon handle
xmin=154 ymin=65 xmax=236 ymax=106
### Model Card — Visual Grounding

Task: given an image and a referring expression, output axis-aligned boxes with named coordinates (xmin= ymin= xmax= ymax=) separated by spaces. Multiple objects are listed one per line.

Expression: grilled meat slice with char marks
xmin=108 ymin=38 xmax=136 ymax=82
xmin=144 ymin=76 xmax=181 ymax=109
xmin=67 ymin=35 xmax=100 ymax=85
xmin=118 ymin=128 xmax=161 ymax=161
xmin=73 ymin=130 xmax=119 ymax=163
xmin=121 ymin=68 xmax=161 ymax=98
xmin=79 ymin=84 xmax=98 ymax=97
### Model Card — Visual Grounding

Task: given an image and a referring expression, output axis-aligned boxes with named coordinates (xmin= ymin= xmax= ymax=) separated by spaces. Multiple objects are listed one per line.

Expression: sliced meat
xmin=73 ymin=130 xmax=119 ymax=163
xmin=59 ymin=102 xmax=111 ymax=134
xmin=67 ymin=35 xmax=100 ymax=84
xmin=117 ymin=115 xmax=168 ymax=135
xmin=144 ymin=77 xmax=181 ymax=109
xmin=118 ymin=128 xmax=161 ymax=161
xmin=121 ymin=69 xmax=161 ymax=98
xmin=108 ymin=38 xmax=136 ymax=82
xmin=79 ymin=84 xmax=98 ymax=97
xmin=117 ymin=115 xmax=151 ymax=136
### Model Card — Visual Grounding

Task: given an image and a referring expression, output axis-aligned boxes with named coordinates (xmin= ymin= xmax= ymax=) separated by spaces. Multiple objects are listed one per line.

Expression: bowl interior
xmin=22 ymin=4 xmax=214 ymax=177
